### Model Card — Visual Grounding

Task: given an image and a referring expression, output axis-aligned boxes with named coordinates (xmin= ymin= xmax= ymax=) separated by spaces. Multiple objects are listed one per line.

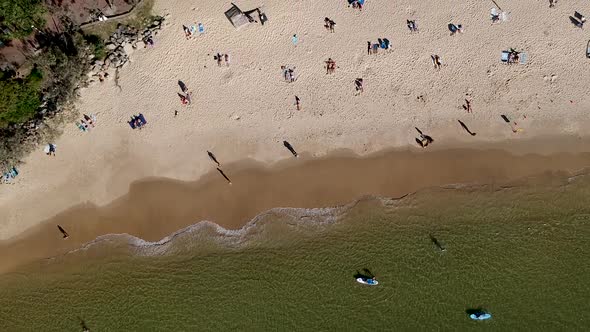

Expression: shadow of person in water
xmin=458 ymin=120 xmax=477 ymax=136
xmin=354 ymin=268 xmax=375 ymax=279
xmin=283 ymin=140 xmax=298 ymax=157
xmin=429 ymin=234 xmax=446 ymax=251
xmin=78 ymin=317 xmax=90 ymax=331
xmin=465 ymin=307 xmax=485 ymax=315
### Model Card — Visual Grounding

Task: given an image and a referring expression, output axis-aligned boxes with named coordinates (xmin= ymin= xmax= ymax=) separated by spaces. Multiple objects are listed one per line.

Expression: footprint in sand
xmin=543 ymin=74 xmax=558 ymax=84
xmin=220 ymin=71 xmax=233 ymax=84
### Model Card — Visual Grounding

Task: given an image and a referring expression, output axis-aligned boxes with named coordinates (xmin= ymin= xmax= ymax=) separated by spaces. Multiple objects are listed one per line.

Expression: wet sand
xmin=1 ymin=136 xmax=590 ymax=274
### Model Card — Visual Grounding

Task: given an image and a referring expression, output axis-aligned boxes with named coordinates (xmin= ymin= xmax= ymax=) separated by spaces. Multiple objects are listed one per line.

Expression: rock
xmin=105 ymin=42 xmax=117 ymax=50
xmin=93 ymin=60 xmax=103 ymax=66
xmin=88 ymin=54 xmax=95 ymax=60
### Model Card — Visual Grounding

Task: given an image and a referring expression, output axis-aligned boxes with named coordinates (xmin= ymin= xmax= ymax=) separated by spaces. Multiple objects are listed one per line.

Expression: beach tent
xmin=225 ymin=3 xmax=251 ymax=29
xmin=225 ymin=3 xmax=267 ymax=29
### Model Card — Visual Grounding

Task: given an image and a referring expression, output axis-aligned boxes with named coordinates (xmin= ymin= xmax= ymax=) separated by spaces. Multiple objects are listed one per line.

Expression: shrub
xmin=84 ymin=34 xmax=106 ymax=59
xmin=0 ymin=68 xmax=43 ymax=127
xmin=0 ymin=0 xmax=46 ymax=41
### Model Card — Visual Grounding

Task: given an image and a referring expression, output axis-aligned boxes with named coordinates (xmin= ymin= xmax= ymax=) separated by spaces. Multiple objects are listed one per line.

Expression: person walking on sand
xmin=216 ymin=53 xmax=223 ymax=66
xmin=431 ymin=55 xmax=442 ymax=69
xmin=325 ymin=58 xmax=336 ymax=74
xmin=295 ymin=95 xmax=301 ymax=110
xmin=355 ymin=78 xmax=364 ymax=94
xmin=224 ymin=53 xmax=230 ymax=66
xmin=367 ymin=41 xmax=372 ymax=55
xmin=324 ymin=18 xmax=335 ymax=32
xmin=464 ymin=99 xmax=472 ymax=113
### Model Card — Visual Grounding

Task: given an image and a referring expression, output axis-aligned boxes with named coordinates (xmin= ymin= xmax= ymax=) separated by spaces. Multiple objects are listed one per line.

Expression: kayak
xmin=470 ymin=312 xmax=492 ymax=321
xmin=356 ymin=277 xmax=378 ymax=286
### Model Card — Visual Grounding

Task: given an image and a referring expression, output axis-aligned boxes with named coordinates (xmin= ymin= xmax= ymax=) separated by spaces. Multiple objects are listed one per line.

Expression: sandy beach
xmin=1 ymin=0 xmax=590 ymax=266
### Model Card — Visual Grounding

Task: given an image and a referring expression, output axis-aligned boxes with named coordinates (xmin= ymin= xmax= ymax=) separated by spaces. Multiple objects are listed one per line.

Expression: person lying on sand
xmin=183 ymin=25 xmax=191 ymax=39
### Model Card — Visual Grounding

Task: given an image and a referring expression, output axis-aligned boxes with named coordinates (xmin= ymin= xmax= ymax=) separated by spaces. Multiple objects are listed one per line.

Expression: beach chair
xmin=198 ymin=23 xmax=205 ymax=34
xmin=519 ymin=52 xmax=528 ymax=64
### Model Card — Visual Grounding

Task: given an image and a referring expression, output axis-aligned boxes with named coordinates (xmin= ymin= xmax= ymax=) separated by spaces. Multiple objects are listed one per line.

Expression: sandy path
xmin=1 ymin=0 xmax=590 ymax=240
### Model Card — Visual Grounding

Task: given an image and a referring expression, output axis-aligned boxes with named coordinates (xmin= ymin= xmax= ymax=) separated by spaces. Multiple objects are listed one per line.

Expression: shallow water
xmin=0 ymin=172 xmax=589 ymax=330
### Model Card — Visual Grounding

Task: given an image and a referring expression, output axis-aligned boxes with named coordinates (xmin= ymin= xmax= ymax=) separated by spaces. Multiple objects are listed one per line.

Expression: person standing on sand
xmin=355 ymin=78 xmax=364 ymax=94
xmin=367 ymin=41 xmax=372 ymax=55
xmin=465 ymin=99 xmax=472 ymax=113
xmin=295 ymin=95 xmax=301 ymax=110
xmin=224 ymin=53 xmax=230 ymax=66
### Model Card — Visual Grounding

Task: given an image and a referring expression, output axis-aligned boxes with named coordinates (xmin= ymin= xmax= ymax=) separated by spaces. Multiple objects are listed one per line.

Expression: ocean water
xmin=0 ymin=172 xmax=589 ymax=331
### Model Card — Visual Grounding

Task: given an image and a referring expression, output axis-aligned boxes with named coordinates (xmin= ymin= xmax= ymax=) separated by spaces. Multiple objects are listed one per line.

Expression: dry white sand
xmin=1 ymin=0 xmax=590 ymax=240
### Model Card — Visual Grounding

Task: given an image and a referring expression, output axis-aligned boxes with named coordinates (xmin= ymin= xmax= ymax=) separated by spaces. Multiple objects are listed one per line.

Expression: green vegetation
xmin=0 ymin=68 xmax=43 ymax=127
xmin=0 ymin=0 xmax=46 ymax=41
xmin=0 ymin=0 xmax=155 ymax=168
xmin=83 ymin=0 xmax=155 ymax=40
xmin=83 ymin=34 xmax=106 ymax=61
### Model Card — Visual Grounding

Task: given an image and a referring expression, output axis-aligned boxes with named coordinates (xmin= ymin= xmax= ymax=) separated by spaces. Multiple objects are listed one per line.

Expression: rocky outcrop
xmin=88 ymin=16 xmax=165 ymax=84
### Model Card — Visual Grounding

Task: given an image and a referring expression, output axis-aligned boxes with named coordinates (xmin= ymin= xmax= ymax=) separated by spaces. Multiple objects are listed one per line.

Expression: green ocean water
xmin=1 ymin=172 xmax=589 ymax=331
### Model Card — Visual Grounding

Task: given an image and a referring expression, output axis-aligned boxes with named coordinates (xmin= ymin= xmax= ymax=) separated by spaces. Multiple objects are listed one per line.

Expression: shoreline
xmin=2 ymin=0 xmax=590 ymax=272
xmin=2 ymin=0 xmax=590 ymax=241
xmin=1 ymin=136 xmax=590 ymax=274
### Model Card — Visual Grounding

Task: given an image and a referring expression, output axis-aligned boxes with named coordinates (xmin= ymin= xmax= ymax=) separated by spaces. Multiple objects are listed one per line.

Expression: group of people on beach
xmin=431 ymin=55 xmax=442 ymax=69
xmin=177 ymin=81 xmax=192 ymax=106
xmin=347 ymin=0 xmax=364 ymax=11
xmin=367 ymin=38 xmax=390 ymax=55
xmin=77 ymin=114 xmax=96 ymax=132
xmin=281 ymin=65 xmax=296 ymax=82
xmin=406 ymin=20 xmax=418 ymax=32
xmin=324 ymin=17 xmax=336 ymax=32
xmin=182 ymin=23 xmax=204 ymax=39
xmin=214 ymin=53 xmax=230 ymax=66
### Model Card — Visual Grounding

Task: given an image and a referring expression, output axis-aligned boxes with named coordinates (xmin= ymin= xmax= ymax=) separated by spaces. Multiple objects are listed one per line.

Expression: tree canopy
xmin=0 ymin=68 xmax=43 ymax=127
xmin=0 ymin=0 xmax=46 ymax=41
